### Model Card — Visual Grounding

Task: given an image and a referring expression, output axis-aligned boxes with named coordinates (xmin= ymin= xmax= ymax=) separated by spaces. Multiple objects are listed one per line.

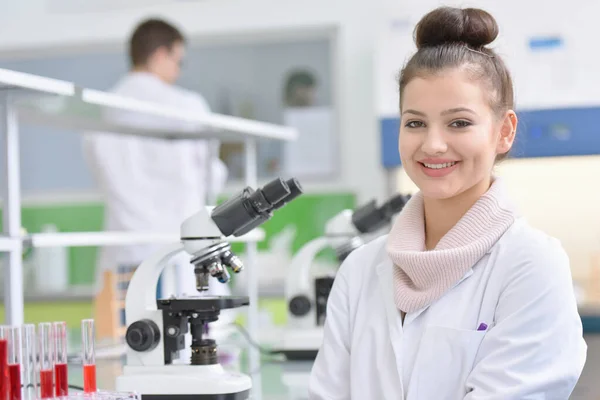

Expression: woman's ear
xmin=497 ymin=110 xmax=517 ymax=155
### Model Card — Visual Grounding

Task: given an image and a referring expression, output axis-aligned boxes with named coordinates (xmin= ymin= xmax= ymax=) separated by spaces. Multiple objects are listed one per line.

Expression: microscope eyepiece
xmin=351 ymin=200 xmax=380 ymax=234
xmin=273 ymin=178 xmax=303 ymax=210
xmin=261 ymin=178 xmax=291 ymax=205
xmin=351 ymin=193 xmax=410 ymax=234
xmin=385 ymin=193 xmax=409 ymax=214
xmin=211 ymin=177 xmax=303 ymax=237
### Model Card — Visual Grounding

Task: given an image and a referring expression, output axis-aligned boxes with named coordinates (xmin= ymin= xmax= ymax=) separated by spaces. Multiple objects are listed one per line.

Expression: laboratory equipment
xmin=53 ymin=322 xmax=68 ymax=397
xmin=38 ymin=323 xmax=53 ymax=399
xmin=0 ymin=326 xmax=9 ymax=400
xmin=21 ymin=325 xmax=36 ymax=400
xmin=8 ymin=326 xmax=21 ymax=400
xmin=81 ymin=319 xmax=96 ymax=393
xmin=51 ymin=392 xmax=140 ymax=400
xmin=116 ymin=177 xmax=303 ymax=399
xmin=276 ymin=193 xmax=409 ymax=360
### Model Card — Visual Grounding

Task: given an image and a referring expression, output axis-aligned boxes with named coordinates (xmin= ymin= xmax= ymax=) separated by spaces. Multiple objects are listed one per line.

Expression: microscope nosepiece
xmin=222 ymin=250 xmax=244 ymax=273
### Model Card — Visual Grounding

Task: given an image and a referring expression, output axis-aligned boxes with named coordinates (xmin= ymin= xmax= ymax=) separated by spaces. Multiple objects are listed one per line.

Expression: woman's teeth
xmin=422 ymin=162 xmax=457 ymax=169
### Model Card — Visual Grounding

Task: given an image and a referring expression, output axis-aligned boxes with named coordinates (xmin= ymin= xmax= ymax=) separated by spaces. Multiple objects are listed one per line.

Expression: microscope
xmin=275 ymin=193 xmax=409 ymax=360
xmin=116 ymin=177 xmax=303 ymax=400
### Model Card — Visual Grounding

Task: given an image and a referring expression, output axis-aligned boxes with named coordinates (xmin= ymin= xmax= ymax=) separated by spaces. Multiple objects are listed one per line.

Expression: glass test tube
xmin=21 ymin=325 xmax=36 ymax=400
xmin=37 ymin=323 xmax=53 ymax=399
xmin=53 ymin=322 xmax=68 ymax=397
xmin=7 ymin=326 xmax=21 ymax=400
xmin=0 ymin=326 xmax=10 ymax=400
xmin=81 ymin=319 xmax=96 ymax=393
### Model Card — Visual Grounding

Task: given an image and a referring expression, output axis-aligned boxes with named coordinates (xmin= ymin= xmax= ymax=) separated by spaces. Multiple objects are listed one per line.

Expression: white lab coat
xmin=309 ymin=217 xmax=587 ymax=400
xmin=83 ymin=72 xmax=228 ymax=297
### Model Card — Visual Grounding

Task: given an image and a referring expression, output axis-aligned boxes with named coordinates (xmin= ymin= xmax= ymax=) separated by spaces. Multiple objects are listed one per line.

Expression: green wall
xmin=1 ymin=193 xmax=356 ymax=285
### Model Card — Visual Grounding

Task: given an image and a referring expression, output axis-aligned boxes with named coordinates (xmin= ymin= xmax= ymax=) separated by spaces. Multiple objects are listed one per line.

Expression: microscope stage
xmin=157 ymin=296 xmax=249 ymax=312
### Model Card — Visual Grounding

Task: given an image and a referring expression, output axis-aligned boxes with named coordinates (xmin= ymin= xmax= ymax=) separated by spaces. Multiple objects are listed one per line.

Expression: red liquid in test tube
xmin=53 ymin=322 xmax=68 ymax=397
xmin=53 ymin=364 xmax=67 ymax=397
xmin=37 ymin=323 xmax=54 ymax=399
xmin=39 ymin=371 xmax=53 ymax=399
xmin=7 ymin=366 xmax=19 ymax=400
xmin=81 ymin=319 xmax=96 ymax=393
xmin=83 ymin=365 xmax=96 ymax=393
xmin=0 ymin=326 xmax=10 ymax=400
xmin=7 ymin=327 xmax=21 ymax=400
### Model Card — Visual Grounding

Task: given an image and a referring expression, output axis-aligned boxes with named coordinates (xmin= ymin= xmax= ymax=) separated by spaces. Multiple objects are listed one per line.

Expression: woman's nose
xmin=421 ymin=129 xmax=448 ymax=155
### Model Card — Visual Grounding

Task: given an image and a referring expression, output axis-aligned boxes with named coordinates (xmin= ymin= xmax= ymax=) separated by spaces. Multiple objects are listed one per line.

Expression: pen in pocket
xmin=477 ymin=323 xmax=488 ymax=331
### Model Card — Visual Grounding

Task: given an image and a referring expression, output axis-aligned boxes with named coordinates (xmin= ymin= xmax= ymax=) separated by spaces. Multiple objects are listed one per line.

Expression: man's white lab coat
xmin=83 ymin=71 xmax=228 ymax=296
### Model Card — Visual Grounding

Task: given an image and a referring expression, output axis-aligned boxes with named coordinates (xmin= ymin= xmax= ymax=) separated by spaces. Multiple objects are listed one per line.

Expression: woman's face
xmin=399 ymin=67 xmax=516 ymax=200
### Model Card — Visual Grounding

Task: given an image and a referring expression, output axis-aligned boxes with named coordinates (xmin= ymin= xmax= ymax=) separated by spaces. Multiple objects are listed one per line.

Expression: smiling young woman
xmin=308 ymin=6 xmax=586 ymax=400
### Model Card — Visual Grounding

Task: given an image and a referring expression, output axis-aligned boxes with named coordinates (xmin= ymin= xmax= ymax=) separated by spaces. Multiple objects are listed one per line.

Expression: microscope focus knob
xmin=289 ymin=295 xmax=311 ymax=317
xmin=126 ymin=319 xmax=161 ymax=352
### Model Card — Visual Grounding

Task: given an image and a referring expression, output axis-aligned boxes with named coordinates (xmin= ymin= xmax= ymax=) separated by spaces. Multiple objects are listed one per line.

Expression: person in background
xmin=283 ymin=70 xmax=317 ymax=108
xmin=83 ymin=18 xmax=230 ymax=338
xmin=309 ymin=6 xmax=586 ymax=399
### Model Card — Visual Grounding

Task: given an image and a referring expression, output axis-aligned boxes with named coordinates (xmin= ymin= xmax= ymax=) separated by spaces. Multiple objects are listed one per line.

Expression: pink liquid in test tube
xmin=7 ymin=327 xmax=21 ymax=400
xmin=37 ymin=323 xmax=54 ymax=399
xmin=0 ymin=326 xmax=10 ymax=400
xmin=53 ymin=322 xmax=68 ymax=397
xmin=81 ymin=319 xmax=96 ymax=393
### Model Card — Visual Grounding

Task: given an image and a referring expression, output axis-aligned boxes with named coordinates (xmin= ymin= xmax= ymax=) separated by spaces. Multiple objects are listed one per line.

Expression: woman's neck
xmin=423 ymin=177 xmax=492 ymax=250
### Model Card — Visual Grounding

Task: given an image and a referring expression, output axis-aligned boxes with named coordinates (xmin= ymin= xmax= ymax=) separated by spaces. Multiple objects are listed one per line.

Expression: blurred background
xmin=0 ymin=0 xmax=599 ymax=399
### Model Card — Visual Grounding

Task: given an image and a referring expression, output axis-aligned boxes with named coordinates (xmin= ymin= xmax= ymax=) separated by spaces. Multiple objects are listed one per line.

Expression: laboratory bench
xmin=61 ymin=333 xmax=600 ymax=400
xmin=66 ymin=336 xmax=314 ymax=400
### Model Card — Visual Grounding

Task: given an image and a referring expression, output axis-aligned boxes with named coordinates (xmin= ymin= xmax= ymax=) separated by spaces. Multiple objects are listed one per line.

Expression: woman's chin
xmin=417 ymin=182 xmax=461 ymax=201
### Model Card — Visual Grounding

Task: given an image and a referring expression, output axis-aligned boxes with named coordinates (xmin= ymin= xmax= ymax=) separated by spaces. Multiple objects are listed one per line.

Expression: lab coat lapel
xmin=376 ymin=261 xmax=405 ymax=384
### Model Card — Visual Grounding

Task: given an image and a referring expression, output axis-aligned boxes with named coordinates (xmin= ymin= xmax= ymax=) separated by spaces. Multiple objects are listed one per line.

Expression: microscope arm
xmin=285 ymin=236 xmax=332 ymax=301
xmin=125 ymin=243 xmax=185 ymax=324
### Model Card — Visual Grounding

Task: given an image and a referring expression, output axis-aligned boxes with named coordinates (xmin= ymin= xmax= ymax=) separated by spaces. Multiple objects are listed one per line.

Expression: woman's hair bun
xmin=414 ymin=7 xmax=499 ymax=50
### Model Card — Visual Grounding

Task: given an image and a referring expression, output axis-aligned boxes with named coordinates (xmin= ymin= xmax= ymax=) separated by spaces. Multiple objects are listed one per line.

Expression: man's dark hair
xmin=129 ymin=18 xmax=185 ymax=67
xmin=284 ymin=70 xmax=317 ymax=104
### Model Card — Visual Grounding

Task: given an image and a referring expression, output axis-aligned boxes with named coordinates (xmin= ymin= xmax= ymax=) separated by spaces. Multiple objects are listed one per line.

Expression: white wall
xmin=376 ymin=0 xmax=600 ymax=118
xmin=0 ymin=0 xmax=387 ymax=203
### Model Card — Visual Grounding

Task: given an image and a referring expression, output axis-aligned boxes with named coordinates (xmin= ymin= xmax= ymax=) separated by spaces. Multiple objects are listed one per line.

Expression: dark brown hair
xmin=399 ymin=7 xmax=514 ymax=113
xmin=129 ymin=18 xmax=185 ymax=67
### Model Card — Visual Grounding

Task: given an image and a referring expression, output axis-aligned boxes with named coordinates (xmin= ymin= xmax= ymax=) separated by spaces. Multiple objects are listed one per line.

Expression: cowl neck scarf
xmin=386 ymin=178 xmax=518 ymax=313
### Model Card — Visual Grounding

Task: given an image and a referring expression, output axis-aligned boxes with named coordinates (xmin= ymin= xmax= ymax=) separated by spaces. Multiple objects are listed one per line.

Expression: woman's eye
xmin=450 ymin=120 xmax=472 ymax=128
xmin=405 ymin=121 xmax=425 ymax=128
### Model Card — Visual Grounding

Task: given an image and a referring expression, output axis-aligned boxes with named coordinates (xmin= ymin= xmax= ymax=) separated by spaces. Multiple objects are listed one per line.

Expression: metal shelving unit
xmin=0 ymin=67 xmax=297 ymax=397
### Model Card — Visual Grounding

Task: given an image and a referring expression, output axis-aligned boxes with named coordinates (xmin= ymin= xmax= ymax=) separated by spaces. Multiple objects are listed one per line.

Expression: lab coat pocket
xmin=408 ymin=326 xmax=486 ymax=400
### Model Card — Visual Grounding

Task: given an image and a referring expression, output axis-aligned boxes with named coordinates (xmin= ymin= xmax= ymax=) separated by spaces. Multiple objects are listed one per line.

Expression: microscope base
xmin=273 ymin=327 xmax=324 ymax=361
xmin=116 ymin=364 xmax=251 ymax=399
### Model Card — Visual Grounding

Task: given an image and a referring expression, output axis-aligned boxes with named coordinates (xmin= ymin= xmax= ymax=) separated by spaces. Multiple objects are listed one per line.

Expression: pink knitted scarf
xmin=386 ymin=178 xmax=518 ymax=313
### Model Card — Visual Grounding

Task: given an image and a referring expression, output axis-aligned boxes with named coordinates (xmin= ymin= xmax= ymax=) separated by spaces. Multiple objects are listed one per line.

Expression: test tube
xmin=7 ymin=326 xmax=21 ymax=400
xmin=81 ymin=319 xmax=96 ymax=393
xmin=37 ymin=323 xmax=53 ymax=399
xmin=0 ymin=326 xmax=10 ymax=400
xmin=53 ymin=322 xmax=68 ymax=397
xmin=21 ymin=325 xmax=36 ymax=400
